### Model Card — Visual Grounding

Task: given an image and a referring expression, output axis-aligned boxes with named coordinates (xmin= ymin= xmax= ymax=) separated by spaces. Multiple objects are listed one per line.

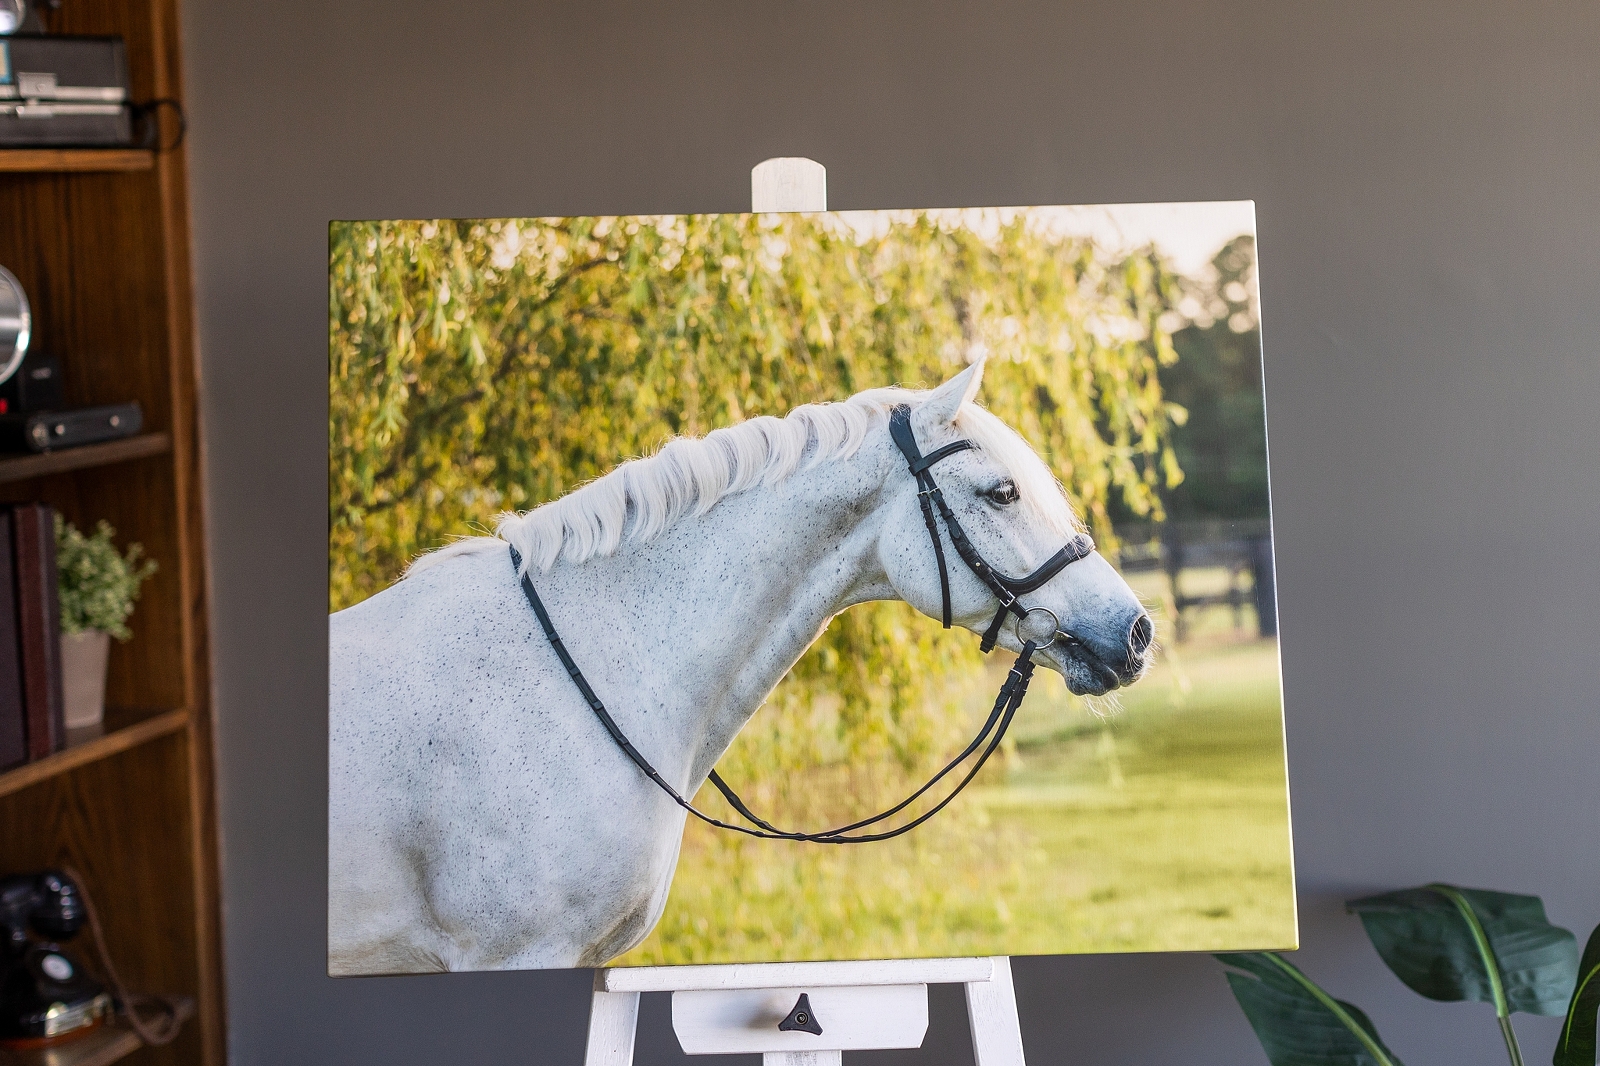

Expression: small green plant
xmin=1218 ymin=885 xmax=1598 ymax=1066
xmin=55 ymin=516 xmax=157 ymax=641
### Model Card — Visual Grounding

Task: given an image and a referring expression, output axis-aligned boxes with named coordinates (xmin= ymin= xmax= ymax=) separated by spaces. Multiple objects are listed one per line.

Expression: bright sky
xmin=834 ymin=201 xmax=1256 ymax=279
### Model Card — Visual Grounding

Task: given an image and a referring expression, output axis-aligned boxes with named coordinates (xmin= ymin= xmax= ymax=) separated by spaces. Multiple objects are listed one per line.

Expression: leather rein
xmin=510 ymin=404 xmax=1096 ymax=844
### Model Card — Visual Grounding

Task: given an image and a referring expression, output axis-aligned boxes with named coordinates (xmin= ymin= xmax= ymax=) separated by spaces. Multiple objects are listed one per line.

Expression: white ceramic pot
xmin=61 ymin=629 xmax=111 ymax=730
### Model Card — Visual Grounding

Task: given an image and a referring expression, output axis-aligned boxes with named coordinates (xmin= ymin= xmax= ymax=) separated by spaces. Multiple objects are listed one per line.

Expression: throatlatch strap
xmin=510 ymin=544 xmax=1038 ymax=844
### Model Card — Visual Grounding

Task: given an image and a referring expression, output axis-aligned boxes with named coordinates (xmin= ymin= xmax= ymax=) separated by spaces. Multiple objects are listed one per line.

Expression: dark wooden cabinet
xmin=0 ymin=2 xmax=224 ymax=1064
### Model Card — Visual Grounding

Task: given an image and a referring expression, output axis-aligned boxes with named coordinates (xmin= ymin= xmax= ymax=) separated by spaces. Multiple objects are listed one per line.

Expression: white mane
xmin=408 ymin=381 xmax=1077 ymax=579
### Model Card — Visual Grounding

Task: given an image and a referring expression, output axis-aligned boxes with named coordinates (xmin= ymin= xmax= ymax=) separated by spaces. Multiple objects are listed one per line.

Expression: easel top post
xmin=752 ymin=157 xmax=827 ymax=212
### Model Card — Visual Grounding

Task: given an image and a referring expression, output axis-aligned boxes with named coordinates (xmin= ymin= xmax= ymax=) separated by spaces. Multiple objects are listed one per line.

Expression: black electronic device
xmin=0 ymin=870 xmax=110 ymax=1045
xmin=0 ymin=350 xmax=62 ymax=413
xmin=0 ymin=35 xmax=131 ymax=147
xmin=0 ymin=401 xmax=141 ymax=453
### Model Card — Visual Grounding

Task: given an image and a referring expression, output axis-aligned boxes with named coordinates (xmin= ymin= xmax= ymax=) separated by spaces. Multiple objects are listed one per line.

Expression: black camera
xmin=0 ymin=870 xmax=110 ymax=1045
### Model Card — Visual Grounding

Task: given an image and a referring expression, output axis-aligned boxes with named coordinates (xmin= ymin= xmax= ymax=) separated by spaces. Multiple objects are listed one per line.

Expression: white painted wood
xmin=602 ymin=955 xmax=991 ymax=993
xmin=591 ymin=956 xmax=1025 ymax=1063
xmin=751 ymin=157 xmax=827 ymax=212
xmin=673 ymin=983 xmax=927 ymax=1054
xmin=965 ymin=956 xmax=1027 ymax=1066
xmin=583 ymin=986 xmax=641 ymax=1066
xmin=764 ymin=1053 xmax=841 ymax=1066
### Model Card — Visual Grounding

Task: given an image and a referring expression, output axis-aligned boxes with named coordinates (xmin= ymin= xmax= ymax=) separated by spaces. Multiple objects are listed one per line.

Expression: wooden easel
xmin=582 ymin=158 xmax=1029 ymax=1066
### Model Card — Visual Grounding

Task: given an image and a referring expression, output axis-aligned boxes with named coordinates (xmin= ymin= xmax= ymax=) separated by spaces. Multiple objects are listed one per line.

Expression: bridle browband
xmin=510 ymin=403 xmax=1098 ymax=844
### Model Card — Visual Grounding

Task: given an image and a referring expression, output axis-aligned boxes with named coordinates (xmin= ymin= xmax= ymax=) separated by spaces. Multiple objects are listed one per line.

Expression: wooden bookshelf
xmin=0 ymin=1 xmax=222 ymax=1065
xmin=0 ymin=149 xmax=155 ymax=174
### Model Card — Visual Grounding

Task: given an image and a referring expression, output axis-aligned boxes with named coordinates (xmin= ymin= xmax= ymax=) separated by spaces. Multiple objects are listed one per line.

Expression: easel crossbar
xmin=599 ymin=955 xmax=993 ymax=993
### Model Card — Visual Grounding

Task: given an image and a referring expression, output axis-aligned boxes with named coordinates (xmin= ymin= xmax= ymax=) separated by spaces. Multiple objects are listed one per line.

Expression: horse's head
xmin=878 ymin=361 xmax=1154 ymax=696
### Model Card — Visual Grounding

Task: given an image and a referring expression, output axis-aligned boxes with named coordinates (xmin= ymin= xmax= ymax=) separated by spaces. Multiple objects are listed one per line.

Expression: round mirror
xmin=0 ymin=265 xmax=32 ymax=388
xmin=0 ymin=0 xmax=26 ymax=34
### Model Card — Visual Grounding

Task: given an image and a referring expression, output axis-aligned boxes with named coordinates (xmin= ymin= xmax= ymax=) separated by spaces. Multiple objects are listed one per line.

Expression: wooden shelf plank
xmin=0 ymin=1027 xmax=137 ymax=1066
xmin=0 ymin=708 xmax=188 ymax=800
xmin=0 ymin=150 xmax=155 ymax=174
xmin=0 ymin=433 xmax=171 ymax=485
xmin=0 ymin=998 xmax=194 ymax=1066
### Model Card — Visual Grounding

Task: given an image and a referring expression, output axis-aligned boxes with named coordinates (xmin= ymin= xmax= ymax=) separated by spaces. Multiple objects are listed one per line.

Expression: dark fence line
xmin=1115 ymin=519 xmax=1276 ymax=641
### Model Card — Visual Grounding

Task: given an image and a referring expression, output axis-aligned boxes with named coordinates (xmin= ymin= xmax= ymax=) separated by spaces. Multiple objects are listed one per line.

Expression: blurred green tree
xmin=1155 ymin=234 xmax=1269 ymax=523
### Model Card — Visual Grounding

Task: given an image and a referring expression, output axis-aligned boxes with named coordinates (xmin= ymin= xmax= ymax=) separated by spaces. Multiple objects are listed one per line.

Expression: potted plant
xmin=55 ymin=516 xmax=157 ymax=731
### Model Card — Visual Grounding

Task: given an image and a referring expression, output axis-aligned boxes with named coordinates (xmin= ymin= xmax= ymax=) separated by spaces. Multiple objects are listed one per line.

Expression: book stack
xmin=0 ymin=503 xmax=63 ymax=771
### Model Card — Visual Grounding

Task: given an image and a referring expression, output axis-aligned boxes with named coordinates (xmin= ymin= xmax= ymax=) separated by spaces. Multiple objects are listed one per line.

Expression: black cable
xmin=61 ymin=866 xmax=183 ymax=1047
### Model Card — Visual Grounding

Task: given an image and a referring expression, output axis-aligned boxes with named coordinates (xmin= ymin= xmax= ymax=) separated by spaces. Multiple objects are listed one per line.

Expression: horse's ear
xmin=914 ymin=359 xmax=986 ymax=431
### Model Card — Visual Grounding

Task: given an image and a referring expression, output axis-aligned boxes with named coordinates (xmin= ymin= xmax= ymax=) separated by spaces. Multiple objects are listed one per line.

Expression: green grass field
xmin=616 ymin=573 xmax=1296 ymax=965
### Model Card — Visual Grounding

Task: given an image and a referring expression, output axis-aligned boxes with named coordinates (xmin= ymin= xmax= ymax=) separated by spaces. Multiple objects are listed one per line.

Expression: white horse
xmin=328 ymin=361 xmax=1151 ymax=975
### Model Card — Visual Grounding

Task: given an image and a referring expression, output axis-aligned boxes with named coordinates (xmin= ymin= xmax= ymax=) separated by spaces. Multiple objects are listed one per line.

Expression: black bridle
xmin=511 ymin=403 xmax=1097 ymax=844
xmin=887 ymin=405 xmax=1095 ymax=652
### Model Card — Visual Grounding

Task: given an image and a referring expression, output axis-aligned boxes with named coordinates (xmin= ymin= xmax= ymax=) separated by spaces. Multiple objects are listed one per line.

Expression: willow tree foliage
xmin=330 ymin=211 xmax=1187 ymax=783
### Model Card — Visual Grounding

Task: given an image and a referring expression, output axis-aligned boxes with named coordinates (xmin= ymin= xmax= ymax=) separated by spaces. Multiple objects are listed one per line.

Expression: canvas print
xmin=328 ymin=203 xmax=1295 ymax=976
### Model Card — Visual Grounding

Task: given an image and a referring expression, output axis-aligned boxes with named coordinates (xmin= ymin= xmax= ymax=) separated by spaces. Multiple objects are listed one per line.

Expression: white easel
xmin=582 ymin=158 xmax=1029 ymax=1066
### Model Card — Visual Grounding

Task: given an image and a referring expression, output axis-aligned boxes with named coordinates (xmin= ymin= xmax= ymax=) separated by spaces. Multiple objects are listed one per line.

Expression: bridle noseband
xmin=511 ymin=403 xmax=1097 ymax=844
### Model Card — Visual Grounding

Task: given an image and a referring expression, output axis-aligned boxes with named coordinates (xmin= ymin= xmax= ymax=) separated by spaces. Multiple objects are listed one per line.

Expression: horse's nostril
xmin=1128 ymin=613 xmax=1154 ymax=658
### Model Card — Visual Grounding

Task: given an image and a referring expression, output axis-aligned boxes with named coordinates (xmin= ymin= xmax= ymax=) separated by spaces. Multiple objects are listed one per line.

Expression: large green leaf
xmin=1347 ymin=885 xmax=1579 ymax=1017
xmin=1217 ymin=952 xmax=1405 ymax=1066
xmin=1554 ymin=923 xmax=1600 ymax=1066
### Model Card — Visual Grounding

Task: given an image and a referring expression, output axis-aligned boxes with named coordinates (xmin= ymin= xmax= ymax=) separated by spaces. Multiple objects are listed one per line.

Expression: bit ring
xmin=1014 ymin=606 xmax=1061 ymax=647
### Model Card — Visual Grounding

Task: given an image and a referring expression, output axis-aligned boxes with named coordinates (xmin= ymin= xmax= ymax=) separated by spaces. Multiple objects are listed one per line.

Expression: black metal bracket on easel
xmin=777 ymin=992 xmax=823 ymax=1036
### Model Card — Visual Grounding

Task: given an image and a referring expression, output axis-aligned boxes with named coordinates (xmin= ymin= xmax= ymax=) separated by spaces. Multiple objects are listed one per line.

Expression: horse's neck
xmin=543 ymin=439 xmax=895 ymax=790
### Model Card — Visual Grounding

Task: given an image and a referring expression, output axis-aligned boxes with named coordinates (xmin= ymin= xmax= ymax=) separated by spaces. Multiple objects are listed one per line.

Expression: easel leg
xmin=964 ymin=956 xmax=1026 ymax=1066
xmin=584 ymin=988 xmax=641 ymax=1066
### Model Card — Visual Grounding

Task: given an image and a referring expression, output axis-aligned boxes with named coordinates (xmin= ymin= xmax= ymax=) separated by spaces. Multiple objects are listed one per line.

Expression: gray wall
xmin=182 ymin=1 xmax=1600 ymax=1062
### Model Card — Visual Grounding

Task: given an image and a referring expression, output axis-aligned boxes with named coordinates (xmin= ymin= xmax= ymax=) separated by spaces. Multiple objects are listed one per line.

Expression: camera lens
xmin=0 ymin=265 xmax=31 ymax=388
xmin=0 ymin=0 xmax=26 ymax=35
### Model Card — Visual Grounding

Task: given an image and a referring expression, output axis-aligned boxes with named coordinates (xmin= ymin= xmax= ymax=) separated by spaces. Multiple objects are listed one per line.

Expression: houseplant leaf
xmin=1348 ymin=884 xmax=1579 ymax=1066
xmin=1346 ymin=885 xmax=1579 ymax=1016
xmin=1554 ymin=923 xmax=1600 ymax=1066
xmin=1217 ymin=952 xmax=1405 ymax=1066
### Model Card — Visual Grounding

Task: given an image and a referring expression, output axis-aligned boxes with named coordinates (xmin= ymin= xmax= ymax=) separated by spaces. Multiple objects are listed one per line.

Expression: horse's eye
xmin=984 ymin=482 xmax=1020 ymax=506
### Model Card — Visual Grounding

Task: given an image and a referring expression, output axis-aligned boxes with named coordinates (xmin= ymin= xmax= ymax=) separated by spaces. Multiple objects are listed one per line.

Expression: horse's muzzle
xmin=1053 ymin=609 xmax=1154 ymax=692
